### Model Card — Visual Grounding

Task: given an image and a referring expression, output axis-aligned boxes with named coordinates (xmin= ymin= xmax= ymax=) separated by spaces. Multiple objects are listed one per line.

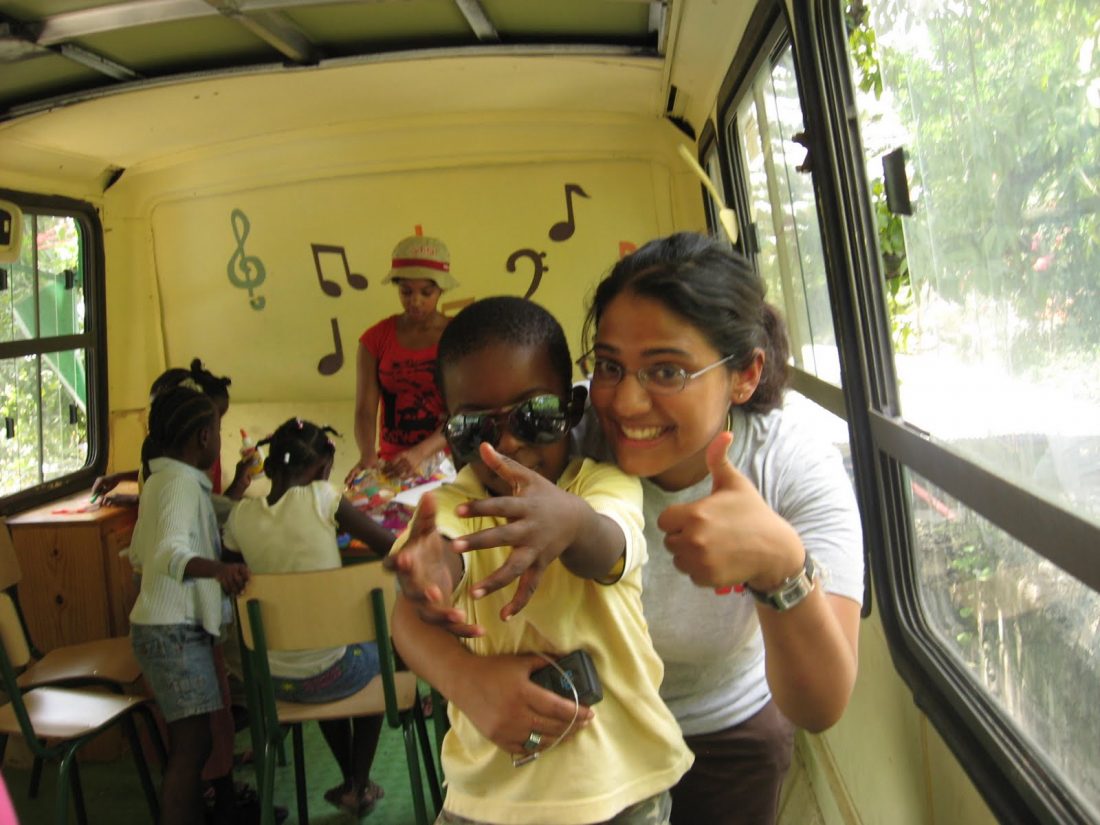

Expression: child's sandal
xmin=347 ymin=781 xmax=385 ymax=817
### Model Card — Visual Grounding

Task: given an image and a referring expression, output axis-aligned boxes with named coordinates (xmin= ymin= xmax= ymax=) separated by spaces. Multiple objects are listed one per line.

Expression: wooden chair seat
xmin=17 ymin=636 xmax=142 ymax=690
xmin=0 ymin=686 xmax=149 ymax=740
xmin=273 ymin=671 xmax=419 ymax=725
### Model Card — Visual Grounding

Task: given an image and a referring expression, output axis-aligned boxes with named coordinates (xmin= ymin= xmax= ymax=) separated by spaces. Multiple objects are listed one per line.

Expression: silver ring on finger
xmin=523 ymin=731 xmax=542 ymax=752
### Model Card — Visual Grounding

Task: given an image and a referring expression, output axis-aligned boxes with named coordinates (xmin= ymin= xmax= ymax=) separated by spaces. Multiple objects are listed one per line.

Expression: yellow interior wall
xmin=95 ymin=112 xmax=703 ymax=472
xmin=147 ymin=157 xmax=666 ymax=401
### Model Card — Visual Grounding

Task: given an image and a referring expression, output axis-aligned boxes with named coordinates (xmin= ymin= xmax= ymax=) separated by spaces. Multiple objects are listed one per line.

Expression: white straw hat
xmin=381 ymin=235 xmax=458 ymax=291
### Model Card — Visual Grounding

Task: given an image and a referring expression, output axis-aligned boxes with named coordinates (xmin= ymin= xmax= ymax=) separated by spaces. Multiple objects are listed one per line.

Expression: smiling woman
xmin=571 ymin=232 xmax=864 ymax=823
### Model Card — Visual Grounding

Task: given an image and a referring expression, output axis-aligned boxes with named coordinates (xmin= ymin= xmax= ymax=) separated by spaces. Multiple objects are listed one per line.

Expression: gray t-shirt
xmin=576 ymin=395 xmax=864 ymax=735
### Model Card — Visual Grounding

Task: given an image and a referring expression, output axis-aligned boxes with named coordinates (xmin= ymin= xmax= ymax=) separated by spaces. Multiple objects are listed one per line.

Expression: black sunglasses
xmin=444 ymin=392 xmax=581 ymax=464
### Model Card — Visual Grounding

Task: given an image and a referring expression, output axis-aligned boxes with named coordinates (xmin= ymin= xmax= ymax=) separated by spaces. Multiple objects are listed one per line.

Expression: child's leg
xmin=131 ymin=624 xmax=228 ymax=825
xmin=318 ymin=718 xmax=352 ymax=780
xmin=203 ymin=646 xmax=238 ymax=823
xmin=350 ymin=714 xmax=384 ymax=791
xmin=162 ymin=714 xmax=213 ymax=825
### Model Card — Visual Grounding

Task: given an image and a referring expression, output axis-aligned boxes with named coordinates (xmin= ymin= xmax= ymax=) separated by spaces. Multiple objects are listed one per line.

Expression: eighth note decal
xmin=549 ymin=183 xmax=589 ymax=242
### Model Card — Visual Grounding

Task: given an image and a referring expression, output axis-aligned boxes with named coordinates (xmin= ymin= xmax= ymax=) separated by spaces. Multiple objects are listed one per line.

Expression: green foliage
xmin=847 ymin=3 xmax=915 ymax=355
xmin=863 ymin=0 xmax=1100 ymax=363
xmin=0 ymin=214 xmax=88 ymax=498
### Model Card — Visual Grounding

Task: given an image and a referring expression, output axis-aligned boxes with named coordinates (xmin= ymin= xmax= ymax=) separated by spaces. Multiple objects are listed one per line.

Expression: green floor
xmin=2 ymin=714 xmax=443 ymax=825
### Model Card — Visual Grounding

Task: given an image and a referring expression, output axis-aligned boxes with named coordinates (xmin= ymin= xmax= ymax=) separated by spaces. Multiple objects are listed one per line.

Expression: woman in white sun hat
xmin=346 ymin=234 xmax=459 ymax=485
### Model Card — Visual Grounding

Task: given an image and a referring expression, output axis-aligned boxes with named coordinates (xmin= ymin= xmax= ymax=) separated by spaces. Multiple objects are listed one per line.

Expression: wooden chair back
xmin=0 ymin=591 xmax=32 ymax=669
xmin=233 ymin=559 xmax=442 ymax=825
xmin=236 ymin=561 xmax=397 ymax=653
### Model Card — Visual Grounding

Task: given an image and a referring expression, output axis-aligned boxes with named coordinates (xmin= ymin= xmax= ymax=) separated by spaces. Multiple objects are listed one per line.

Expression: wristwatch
xmin=747 ymin=554 xmax=817 ymax=611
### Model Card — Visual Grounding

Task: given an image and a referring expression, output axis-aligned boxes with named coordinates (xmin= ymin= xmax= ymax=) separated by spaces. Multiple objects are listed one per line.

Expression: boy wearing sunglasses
xmin=388 ymin=296 xmax=691 ymax=825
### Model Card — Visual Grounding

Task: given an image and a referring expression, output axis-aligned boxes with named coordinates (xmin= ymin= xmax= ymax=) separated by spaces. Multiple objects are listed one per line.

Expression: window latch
xmin=883 ymin=146 xmax=913 ymax=216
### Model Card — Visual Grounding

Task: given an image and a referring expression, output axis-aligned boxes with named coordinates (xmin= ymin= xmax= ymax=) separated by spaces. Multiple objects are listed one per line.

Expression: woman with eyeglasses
xmin=570 ymin=232 xmax=864 ymax=824
xmin=392 ymin=233 xmax=864 ymax=825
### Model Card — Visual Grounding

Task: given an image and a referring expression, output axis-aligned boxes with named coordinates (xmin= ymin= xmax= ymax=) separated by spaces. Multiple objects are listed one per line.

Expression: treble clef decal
xmin=227 ymin=208 xmax=266 ymax=310
xmin=506 ymin=248 xmax=549 ymax=299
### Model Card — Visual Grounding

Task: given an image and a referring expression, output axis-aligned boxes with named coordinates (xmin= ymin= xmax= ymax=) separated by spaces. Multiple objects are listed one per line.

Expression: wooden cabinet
xmin=7 ymin=491 xmax=138 ymax=653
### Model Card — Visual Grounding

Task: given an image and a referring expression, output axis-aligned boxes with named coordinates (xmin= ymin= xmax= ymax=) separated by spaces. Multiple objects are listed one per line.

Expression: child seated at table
xmin=388 ymin=296 xmax=693 ymax=824
xmin=221 ymin=418 xmax=395 ymax=817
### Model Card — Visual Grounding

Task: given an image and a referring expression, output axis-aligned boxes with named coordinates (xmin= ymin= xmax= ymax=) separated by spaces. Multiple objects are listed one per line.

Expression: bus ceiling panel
xmin=662 ymin=0 xmax=753 ymax=133
xmin=0 ymin=55 xmax=668 ymax=172
xmin=0 ymin=0 xmax=685 ymax=123
xmin=0 ymin=48 xmax=104 ymax=108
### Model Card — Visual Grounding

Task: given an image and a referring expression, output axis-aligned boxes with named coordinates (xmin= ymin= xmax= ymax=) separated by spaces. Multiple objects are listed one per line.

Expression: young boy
xmin=388 ymin=296 xmax=692 ymax=825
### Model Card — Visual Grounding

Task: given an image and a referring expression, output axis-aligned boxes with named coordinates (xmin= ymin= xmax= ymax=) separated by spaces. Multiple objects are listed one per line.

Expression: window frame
xmin=787 ymin=1 xmax=1100 ymax=823
xmin=714 ymin=0 xmax=871 ymax=614
xmin=0 ymin=188 xmax=108 ymax=516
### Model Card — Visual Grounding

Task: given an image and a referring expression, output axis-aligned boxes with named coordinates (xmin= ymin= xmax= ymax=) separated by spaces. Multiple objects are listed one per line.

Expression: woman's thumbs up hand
xmin=656 ymin=431 xmax=803 ymax=591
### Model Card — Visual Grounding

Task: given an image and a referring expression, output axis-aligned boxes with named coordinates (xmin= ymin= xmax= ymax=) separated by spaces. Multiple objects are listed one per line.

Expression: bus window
xmin=726 ymin=38 xmax=838 ymax=388
xmin=838 ymin=0 xmax=1100 ymax=817
xmin=0 ymin=195 xmax=103 ymax=510
xmin=716 ymin=9 xmax=853 ymax=510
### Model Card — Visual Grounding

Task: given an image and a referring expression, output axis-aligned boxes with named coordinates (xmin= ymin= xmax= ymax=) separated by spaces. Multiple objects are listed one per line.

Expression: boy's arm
xmin=383 ymin=493 xmax=476 ymax=633
xmin=452 ymin=443 xmax=630 ymax=621
xmin=392 ymin=594 xmax=594 ymax=755
xmin=336 ymin=496 xmax=395 ymax=556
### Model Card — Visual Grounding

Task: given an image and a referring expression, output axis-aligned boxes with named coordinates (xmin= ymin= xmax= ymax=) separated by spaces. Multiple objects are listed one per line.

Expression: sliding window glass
xmin=843 ymin=0 xmax=1100 ymax=817
xmin=726 ymin=39 xmax=838 ymax=386
xmin=0 ymin=194 xmax=104 ymax=510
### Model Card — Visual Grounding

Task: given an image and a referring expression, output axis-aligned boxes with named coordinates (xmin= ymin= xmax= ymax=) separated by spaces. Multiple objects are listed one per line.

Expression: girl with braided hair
xmin=128 ymin=384 xmax=252 ymax=825
xmin=92 ymin=358 xmax=254 ymax=507
xmin=222 ymin=418 xmax=395 ymax=817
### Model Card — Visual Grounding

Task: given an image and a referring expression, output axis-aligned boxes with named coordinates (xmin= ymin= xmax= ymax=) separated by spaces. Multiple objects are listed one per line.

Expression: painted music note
xmin=506 ymin=248 xmax=549 ymax=299
xmin=311 ymin=243 xmax=368 ymax=298
xmin=548 ymin=183 xmax=590 ymax=242
xmin=226 ymin=209 xmax=266 ymax=310
xmin=317 ymin=317 xmax=344 ymax=376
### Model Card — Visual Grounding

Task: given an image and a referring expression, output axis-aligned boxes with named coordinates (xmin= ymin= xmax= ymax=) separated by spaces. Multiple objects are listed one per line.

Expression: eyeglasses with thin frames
xmin=576 ymin=351 xmax=738 ymax=395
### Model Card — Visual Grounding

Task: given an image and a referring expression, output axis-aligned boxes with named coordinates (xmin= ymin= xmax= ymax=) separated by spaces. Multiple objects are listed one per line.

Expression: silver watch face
xmin=754 ymin=555 xmax=816 ymax=611
xmin=770 ymin=575 xmax=814 ymax=610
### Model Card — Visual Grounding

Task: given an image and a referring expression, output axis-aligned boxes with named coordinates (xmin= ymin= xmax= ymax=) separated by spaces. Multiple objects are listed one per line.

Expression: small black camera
xmin=530 ymin=649 xmax=603 ymax=706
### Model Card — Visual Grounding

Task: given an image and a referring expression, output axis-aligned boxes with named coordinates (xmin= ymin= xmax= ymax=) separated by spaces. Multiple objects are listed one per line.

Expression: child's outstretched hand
xmin=451 ymin=442 xmax=588 ymax=622
xmin=216 ymin=561 xmax=251 ymax=595
xmin=384 ymin=493 xmax=484 ymax=638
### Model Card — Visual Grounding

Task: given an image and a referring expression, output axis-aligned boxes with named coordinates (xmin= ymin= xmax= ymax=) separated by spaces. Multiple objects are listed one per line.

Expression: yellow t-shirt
xmin=400 ymin=457 xmax=692 ymax=825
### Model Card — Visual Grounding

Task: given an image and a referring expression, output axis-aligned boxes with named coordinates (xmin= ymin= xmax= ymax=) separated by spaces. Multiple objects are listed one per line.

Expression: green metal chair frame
xmin=0 ymin=593 xmax=161 ymax=825
xmin=235 ymin=563 xmax=443 ymax=825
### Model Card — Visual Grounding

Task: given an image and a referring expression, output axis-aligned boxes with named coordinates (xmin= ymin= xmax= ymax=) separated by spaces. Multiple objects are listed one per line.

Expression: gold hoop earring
xmin=726 ymin=407 xmax=734 ymax=432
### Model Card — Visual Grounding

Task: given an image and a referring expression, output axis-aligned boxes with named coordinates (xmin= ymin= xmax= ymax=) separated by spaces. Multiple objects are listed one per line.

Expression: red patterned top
xmin=359 ymin=315 xmax=445 ymax=461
